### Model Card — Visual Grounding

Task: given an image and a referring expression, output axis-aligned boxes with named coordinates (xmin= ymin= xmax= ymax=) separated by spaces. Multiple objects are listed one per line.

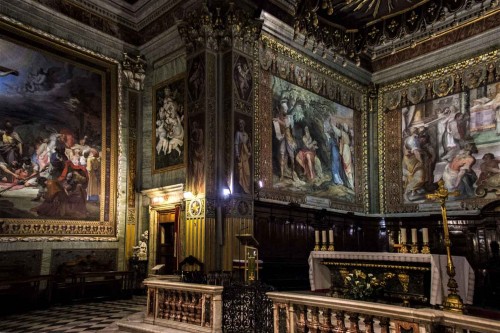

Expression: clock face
xmin=189 ymin=199 xmax=202 ymax=217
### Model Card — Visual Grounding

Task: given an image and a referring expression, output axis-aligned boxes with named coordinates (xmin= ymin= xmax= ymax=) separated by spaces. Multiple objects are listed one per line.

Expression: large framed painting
xmin=0 ymin=17 xmax=118 ymax=238
xmin=256 ymin=36 xmax=368 ymax=212
xmin=152 ymin=74 xmax=186 ymax=173
xmin=380 ymin=50 xmax=500 ymax=213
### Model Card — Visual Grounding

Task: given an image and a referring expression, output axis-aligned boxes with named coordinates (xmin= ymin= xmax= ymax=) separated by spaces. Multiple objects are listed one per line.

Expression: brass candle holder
xmin=421 ymin=243 xmax=430 ymax=254
xmin=410 ymin=243 xmax=419 ymax=254
xmin=314 ymin=242 xmax=320 ymax=251
xmin=426 ymin=179 xmax=463 ymax=313
xmin=327 ymin=243 xmax=334 ymax=251
xmin=320 ymin=242 xmax=327 ymax=251
xmin=399 ymin=242 xmax=409 ymax=253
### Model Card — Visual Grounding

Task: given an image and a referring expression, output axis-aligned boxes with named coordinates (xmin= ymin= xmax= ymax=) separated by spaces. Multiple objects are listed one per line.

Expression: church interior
xmin=1 ymin=0 xmax=500 ymax=332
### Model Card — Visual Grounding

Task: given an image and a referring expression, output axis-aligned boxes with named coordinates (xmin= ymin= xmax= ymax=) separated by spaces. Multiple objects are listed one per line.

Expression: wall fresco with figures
xmin=256 ymin=35 xmax=367 ymax=212
xmin=381 ymin=50 xmax=500 ymax=213
xmin=271 ymin=76 xmax=355 ymax=203
xmin=402 ymin=83 xmax=500 ymax=203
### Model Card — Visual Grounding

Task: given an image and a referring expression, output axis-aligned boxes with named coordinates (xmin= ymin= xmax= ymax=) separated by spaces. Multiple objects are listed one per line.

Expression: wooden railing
xmin=140 ymin=279 xmax=223 ymax=333
xmin=267 ymin=291 xmax=500 ymax=333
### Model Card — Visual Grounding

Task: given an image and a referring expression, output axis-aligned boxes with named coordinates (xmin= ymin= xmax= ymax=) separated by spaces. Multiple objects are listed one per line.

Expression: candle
xmin=315 ymin=230 xmax=320 ymax=243
xmin=329 ymin=229 xmax=334 ymax=244
xmin=400 ymin=228 xmax=407 ymax=243
xmin=422 ymin=228 xmax=429 ymax=243
xmin=322 ymin=230 xmax=327 ymax=244
xmin=412 ymin=228 xmax=418 ymax=243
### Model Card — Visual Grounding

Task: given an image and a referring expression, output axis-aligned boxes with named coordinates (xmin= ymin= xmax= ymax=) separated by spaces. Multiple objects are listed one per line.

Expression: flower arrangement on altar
xmin=343 ymin=269 xmax=386 ymax=300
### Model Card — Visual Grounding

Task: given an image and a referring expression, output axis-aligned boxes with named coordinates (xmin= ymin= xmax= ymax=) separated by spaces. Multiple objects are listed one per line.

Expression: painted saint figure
xmin=235 ymin=119 xmax=251 ymax=194
xmin=190 ymin=121 xmax=204 ymax=194
xmin=295 ymin=126 xmax=319 ymax=181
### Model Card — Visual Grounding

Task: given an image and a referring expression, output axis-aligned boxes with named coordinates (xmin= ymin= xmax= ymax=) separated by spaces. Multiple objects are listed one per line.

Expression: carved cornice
xmin=177 ymin=2 xmax=263 ymax=53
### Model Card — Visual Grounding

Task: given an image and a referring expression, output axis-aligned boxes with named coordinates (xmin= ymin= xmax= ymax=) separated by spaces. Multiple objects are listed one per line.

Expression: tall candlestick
xmin=315 ymin=230 xmax=320 ymax=243
xmin=329 ymin=229 xmax=334 ymax=243
xmin=400 ymin=228 xmax=407 ymax=244
xmin=422 ymin=228 xmax=429 ymax=243
xmin=321 ymin=230 xmax=327 ymax=251
xmin=411 ymin=228 xmax=418 ymax=243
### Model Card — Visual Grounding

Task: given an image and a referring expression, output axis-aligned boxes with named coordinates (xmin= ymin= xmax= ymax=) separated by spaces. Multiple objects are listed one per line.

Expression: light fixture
xmin=222 ymin=186 xmax=231 ymax=198
xmin=183 ymin=191 xmax=194 ymax=200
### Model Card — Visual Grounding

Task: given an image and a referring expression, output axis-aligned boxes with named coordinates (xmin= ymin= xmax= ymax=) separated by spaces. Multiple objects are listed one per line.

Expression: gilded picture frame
xmin=379 ymin=50 xmax=500 ymax=213
xmin=152 ymin=74 xmax=187 ymax=173
xmin=256 ymin=35 xmax=368 ymax=213
xmin=0 ymin=17 xmax=119 ymax=238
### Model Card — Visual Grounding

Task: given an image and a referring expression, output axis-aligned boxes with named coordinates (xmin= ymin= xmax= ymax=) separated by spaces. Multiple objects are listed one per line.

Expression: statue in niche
xmin=133 ymin=230 xmax=149 ymax=261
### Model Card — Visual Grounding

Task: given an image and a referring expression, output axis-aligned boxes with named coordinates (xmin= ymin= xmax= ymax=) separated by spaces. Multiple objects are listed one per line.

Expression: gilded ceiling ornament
xmin=385 ymin=91 xmax=401 ymax=111
xmin=432 ymin=76 xmax=454 ymax=97
xmin=407 ymin=83 xmax=425 ymax=105
xmin=177 ymin=2 xmax=262 ymax=53
xmin=464 ymin=67 xmax=485 ymax=89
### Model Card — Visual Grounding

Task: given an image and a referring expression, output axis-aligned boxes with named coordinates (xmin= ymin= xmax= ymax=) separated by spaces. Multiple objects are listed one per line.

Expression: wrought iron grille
xmin=222 ymin=282 xmax=275 ymax=333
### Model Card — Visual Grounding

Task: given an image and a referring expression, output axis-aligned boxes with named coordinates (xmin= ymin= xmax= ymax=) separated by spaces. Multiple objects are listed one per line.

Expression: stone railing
xmin=140 ymin=278 xmax=223 ymax=333
xmin=267 ymin=292 xmax=500 ymax=333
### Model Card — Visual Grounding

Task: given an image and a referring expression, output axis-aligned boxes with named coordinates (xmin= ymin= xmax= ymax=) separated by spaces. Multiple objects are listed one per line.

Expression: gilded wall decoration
xmin=0 ymin=17 xmax=118 ymax=238
xmin=379 ymin=50 xmax=500 ymax=213
xmin=152 ymin=74 xmax=186 ymax=173
xmin=257 ymin=35 xmax=368 ymax=212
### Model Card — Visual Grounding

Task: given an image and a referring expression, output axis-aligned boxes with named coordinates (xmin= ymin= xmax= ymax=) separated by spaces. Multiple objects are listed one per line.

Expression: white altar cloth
xmin=308 ymin=251 xmax=475 ymax=305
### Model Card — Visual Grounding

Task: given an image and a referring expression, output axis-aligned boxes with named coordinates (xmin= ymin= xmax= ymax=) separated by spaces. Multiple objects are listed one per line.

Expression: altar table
xmin=308 ymin=251 xmax=475 ymax=305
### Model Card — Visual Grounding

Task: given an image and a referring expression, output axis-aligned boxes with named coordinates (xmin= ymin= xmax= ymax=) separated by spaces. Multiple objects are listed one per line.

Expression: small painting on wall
xmin=152 ymin=74 xmax=186 ymax=173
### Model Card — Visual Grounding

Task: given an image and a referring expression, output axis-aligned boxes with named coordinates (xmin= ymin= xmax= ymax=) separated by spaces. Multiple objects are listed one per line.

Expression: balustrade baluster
xmin=363 ymin=316 xmax=374 ymax=333
xmin=333 ymin=311 xmax=346 ymax=333
xmin=296 ymin=305 xmax=307 ymax=333
xmin=170 ymin=291 xmax=177 ymax=320
xmin=309 ymin=307 xmax=320 ymax=333
xmin=176 ymin=290 xmax=183 ymax=321
xmin=158 ymin=290 xmax=165 ymax=319
xmin=188 ymin=292 xmax=195 ymax=324
xmin=379 ymin=317 xmax=390 ymax=333
xmin=195 ymin=293 xmax=202 ymax=325
xmin=319 ymin=307 xmax=332 ymax=333
xmin=347 ymin=313 xmax=360 ymax=333
xmin=181 ymin=291 xmax=189 ymax=322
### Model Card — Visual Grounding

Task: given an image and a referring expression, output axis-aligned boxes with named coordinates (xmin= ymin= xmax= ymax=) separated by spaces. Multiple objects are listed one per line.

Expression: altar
xmin=308 ymin=251 xmax=475 ymax=306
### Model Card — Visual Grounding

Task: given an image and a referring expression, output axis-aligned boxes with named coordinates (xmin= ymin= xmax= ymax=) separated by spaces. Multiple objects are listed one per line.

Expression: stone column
xmin=122 ymin=53 xmax=146 ymax=264
xmin=178 ymin=2 xmax=262 ymax=271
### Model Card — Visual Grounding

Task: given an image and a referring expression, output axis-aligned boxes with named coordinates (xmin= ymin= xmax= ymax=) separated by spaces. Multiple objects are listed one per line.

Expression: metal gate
xmin=222 ymin=282 xmax=274 ymax=333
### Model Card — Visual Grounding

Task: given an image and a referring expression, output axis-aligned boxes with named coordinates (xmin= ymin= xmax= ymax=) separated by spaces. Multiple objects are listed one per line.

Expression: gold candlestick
xmin=410 ymin=243 xmax=419 ymax=254
xmin=399 ymin=242 xmax=409 ymax=253
xmin=421 ymin=243 xmax=430 ymax=254
xmin=314 ymin=242 xmax=320 ymax=251
xmin=426 ymin=179 xmax=463 ymax=313
xmin=320 ymin=243 xmax=327 ymax=251
xmin=327 ymin=244 xmax=334 ymax=251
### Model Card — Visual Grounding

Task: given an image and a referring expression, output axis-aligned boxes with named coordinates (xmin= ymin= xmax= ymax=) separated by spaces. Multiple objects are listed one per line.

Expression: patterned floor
xmin=0 ymin=296 xmax=146 ymax=333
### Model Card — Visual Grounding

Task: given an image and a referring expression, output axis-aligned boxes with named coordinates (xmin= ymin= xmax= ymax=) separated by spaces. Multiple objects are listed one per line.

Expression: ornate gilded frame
xmin=255 ymin=34 xmax=369 ymax=213
xmin=0 ymin=16 xmax=119 ymax=239
xmin=379 ymin=50 xmax=500 ymax=214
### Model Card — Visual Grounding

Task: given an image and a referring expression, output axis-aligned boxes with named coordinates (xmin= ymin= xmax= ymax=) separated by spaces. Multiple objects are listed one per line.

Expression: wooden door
xmin=157 ymin=210 xmax=178 ymax=274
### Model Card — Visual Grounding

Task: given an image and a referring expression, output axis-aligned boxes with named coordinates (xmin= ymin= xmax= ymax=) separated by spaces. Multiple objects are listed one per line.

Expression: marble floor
xmin=0 ymin=296 xmax=149 ymax=333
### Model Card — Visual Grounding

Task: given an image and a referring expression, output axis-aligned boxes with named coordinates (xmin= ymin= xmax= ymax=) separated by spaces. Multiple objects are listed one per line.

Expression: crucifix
xmin=426 ymin=178 xmax=463 ymax=313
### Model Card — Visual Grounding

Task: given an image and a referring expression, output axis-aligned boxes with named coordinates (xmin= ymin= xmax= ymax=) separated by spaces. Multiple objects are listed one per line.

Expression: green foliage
xmin=343 ymin=269 xmax=384 ymax=300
